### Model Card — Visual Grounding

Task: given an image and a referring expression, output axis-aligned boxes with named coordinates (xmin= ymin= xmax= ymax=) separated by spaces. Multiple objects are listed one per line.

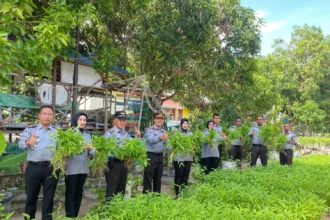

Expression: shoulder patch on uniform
xmin=109 ymin=128 xmax=115 ymax=134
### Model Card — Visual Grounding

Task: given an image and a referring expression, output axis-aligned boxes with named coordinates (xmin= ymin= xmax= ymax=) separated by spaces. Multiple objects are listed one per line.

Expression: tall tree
xmin=0 ymin=0 xmax=75 ymax=86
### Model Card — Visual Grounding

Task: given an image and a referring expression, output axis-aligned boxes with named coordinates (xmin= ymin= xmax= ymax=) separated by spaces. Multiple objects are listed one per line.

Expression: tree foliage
xmin=255 ymin=25 xmax=330 ymax=130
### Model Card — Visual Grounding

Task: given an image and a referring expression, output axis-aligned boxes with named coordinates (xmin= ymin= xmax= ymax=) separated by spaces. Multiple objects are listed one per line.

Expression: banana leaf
xmin=0 ymin=131 xmax=5 ymax=155
xmin=0 ymin=152 xmax=27 ymax=169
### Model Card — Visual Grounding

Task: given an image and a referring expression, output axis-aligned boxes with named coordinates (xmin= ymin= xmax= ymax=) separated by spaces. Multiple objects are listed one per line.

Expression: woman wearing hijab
xmin=173 ymin=118 xmax=193 ymax=197
xmin=200 ymin=120 xmax=222 ymax=174
xmin=65 ymin=112 xmax=93 ymax=218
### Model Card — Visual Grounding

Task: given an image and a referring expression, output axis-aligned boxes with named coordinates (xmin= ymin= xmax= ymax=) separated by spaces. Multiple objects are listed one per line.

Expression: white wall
xmin=61 ymin=61 xmax=102 ymax=88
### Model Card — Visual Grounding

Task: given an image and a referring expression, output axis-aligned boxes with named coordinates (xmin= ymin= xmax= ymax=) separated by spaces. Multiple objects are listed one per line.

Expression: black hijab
xmin=72 ymin=112 xmax=88 ymax=132
xmin=206 ymin=120 xmax=213 ymax=129
xmin=180 ymin=118 xmax=189 ymax=133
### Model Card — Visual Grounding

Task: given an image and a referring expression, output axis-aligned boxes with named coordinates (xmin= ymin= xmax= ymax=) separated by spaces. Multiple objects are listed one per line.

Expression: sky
xmin=241 ymin=0 xmax=330 ymax=55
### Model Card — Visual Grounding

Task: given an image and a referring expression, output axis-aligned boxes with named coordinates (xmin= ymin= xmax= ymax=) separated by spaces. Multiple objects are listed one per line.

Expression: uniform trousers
xmin=143 ymin=152 xmax=163 ymax=193
xmin=25 ymin=161 xmax=59 ymax=220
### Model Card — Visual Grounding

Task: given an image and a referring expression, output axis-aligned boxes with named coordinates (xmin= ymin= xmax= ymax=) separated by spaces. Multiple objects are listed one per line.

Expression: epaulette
xmin=27 ymin=124 xmax=37 ymax=128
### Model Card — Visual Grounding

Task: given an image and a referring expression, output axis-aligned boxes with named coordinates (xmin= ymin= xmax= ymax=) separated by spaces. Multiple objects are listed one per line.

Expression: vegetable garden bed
xmin=70 ymin=155 xmax=330 ymax=220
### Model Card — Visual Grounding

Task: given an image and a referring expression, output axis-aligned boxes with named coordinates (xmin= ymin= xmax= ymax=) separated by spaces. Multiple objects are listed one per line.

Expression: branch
xmin=161 ymin=91 xmax=178 ymax=102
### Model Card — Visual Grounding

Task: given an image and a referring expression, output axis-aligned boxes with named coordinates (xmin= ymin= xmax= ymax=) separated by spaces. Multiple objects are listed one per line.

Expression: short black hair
xmin=213 ymin=113 xmax=220 ymax=118
xmin=153 ymin=111 xmax=165 ymax=118
xmin=39 ymin=105 xmax=54 ymax=113
xmin=235 ymin=117 xmax=241 ymax=121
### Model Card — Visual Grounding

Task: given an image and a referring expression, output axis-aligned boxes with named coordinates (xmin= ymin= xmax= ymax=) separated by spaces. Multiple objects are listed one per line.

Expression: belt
xmin=147 ymin=152 xmax=163 ymax=156
xmin=108 ymin=157 xmax=124 ymax=163
xmin=252 ymin=144 xmax=263 ymax=147
xmin=233 ymin=145 xmax=242 ymax=147
xmin=29 ymin=161 xmax=51 ymax=166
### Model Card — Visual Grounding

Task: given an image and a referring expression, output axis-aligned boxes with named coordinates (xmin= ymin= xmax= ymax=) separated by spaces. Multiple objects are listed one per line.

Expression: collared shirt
xmin=201 ymin=129 xmax=221 ymax=158
xmin=214 ymin=124 xmax=223 ymax=133
xmin=19 ymin=123 xmax=56 ymax=162
xmin=104 ymin=125 xmax=131 ymax=157
xmin=282 ymin=131 xmax=298 ymax=150
xmin=230 ymin=125 xmax=242 ymax=146
xmin=248 ymin=124 xmax=264 ymax=145
xmin=66 ymin=130 xmax=92 ymax=175
xmin=144 ymin=125 xmax=166 ymax=153
xmin=174 ymin=130 xmax=193 ymax=162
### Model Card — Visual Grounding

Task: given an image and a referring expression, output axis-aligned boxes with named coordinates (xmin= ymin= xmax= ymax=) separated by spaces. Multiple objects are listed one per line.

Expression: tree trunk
xmin=72 ymin=23 xmax=80 ymax=116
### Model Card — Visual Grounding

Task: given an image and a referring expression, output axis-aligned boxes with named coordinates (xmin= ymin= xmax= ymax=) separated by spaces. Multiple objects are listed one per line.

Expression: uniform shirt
xmin=282 ymin=131 xmax=298 ymax=150
xmin=248 ymin=124 xmax=264 ymax=145
xmin=201 ymin=129 xmax=222 ymax=158
xmin=66 ymin=130 xmax=92 ymax=175
xmin=174 ymin=130 xmax=193 ymax=162
xmin=230 ymin=125 xmax=242 ymax=146
xmin=144 ymin=125 xmax=166 ymax=153
xmin=104 ymin=125 xmax=131 ymax=158
xmin=214 ymin=124 xmax=223 ymax=133
xmin=19 ymin=123 xmax=56 ymax=162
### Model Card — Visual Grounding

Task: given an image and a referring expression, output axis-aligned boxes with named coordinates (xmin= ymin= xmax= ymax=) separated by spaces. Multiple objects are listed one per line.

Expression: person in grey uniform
xmin=230 ymin=117 xmax=243 ymax=167
xmin=143 ymin=112 xmax=168 ymax=194
xmin=19 ymin=105 xmax=59 ymax=220
xmin=213 ymin=113 xmax=226 ymax=162
xmin=280 ymin=123 xmax=298 ymax=165
xmin=201 ymin=120 xmax=222 ymax=174
xmin=65 ymin=112 xmax=93 ymax=218
xmin=104 ymin=111 xmax=141 ymax=200
xmin=249 ymin=116 xmax=267 ymax=166
xmin=173 ymin=118 xmax=193 ymax=197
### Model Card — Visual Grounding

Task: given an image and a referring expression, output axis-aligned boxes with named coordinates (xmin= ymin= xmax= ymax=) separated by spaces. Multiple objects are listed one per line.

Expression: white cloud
xmin=261 ymin=20 xmax=287 ymax=33
xmin=255 ymin=10 xmax=266 ymax=19
xmin=254 ymin=9 xmax=286 ymax=33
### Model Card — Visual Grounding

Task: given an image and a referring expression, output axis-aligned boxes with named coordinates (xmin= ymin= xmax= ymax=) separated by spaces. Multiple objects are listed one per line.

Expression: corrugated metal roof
xmin=67 ymin=53 xmax=133 ymax=77
xmin=0 ymin=93 xmax=71 ymax=110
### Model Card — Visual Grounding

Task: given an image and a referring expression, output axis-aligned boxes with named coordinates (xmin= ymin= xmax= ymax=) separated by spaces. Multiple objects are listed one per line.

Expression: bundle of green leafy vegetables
xmin=50 ymin=128 xmax=85 ymax=177
xmin=258 ymin=123 xmax=287 ymax=151
xmin=90 ymin=135 xmax=117 ymax=176
xmin=167 ymin=131 xmax=196 ymax=162
xmin=113 ymin=138 xmax=148 ymax=167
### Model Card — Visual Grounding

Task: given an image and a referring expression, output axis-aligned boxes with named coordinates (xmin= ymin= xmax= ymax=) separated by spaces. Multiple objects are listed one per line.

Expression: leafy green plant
xmin=50 ymin=128 xmax=85 ymax=177
xmin=0 ymin=193 xmax=14 ymax=220
xmin=297 ymin=136 xmax=330 ymax=147
xmin=113 ymin=138 xmax=148 ymax=168
xmin=167 ymin=131 xmax=195 ymax=162
xmin=0 ymin=131 xmax=6 ymax=155
xmin=71 ymin=155 xmax=330 ymax=220
xmin=90 ymin=135 xmax=117 ymax=177
xmin=0 ymin=152 xmax=27 ymax=174
xmin=258 ymin=123 xmax=287 ymax=151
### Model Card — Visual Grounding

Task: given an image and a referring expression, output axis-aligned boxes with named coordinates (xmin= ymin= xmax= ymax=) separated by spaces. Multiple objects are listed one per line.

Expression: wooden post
xmin=52 ymin=61 xmax=57 ymax=114
xmin=109 ymin=90 xmax=112 ymax=115
xmin=104 ymin=89 xmax=109 ymax=133
xmin=138 ymin=91 xmax=144 ymax=131
xmin=72 ymin=22 xmax=80 ymax=116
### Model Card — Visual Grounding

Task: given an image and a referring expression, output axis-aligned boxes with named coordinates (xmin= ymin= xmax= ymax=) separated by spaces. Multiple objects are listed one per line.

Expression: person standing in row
xmin=104 ymin=111 xmax=141 ymax=200
xmin=19 ymin=105 xmax=59 ymax=220
xmin=143 ymin=112 xmax=168 ymax=194
xmin=212 ymin=113 xmax=226 ymax=163
xmin=201 ymin=120 xmax=222 ymax=174
xmin=65 ymin=112 xmax=93 ymax=218
xmin=229 ymin=117 xmax=243 ymax=168
xmin=173 ymin=118 xmax=193 ymax=198
xmin=249 ymin=116 xmax=267 ymax=167
xmin=280 ymin=123 xmax=298 ymax=166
